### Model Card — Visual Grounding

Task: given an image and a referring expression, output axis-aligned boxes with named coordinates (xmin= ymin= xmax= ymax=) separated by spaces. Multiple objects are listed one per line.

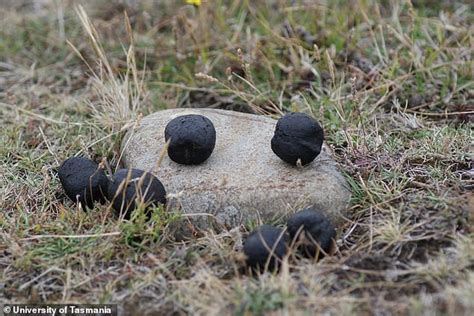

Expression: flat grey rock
xmin=122 ymin=108 xmax=351 ymax=236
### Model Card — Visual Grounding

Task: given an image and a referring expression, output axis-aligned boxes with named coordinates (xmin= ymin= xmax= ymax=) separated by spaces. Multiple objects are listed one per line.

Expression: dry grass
xmin=1 ymin=0 xmax=473 ymax=315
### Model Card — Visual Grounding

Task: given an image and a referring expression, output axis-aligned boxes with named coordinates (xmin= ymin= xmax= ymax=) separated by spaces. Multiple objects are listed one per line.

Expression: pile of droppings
xmin=58 ymin=112 xmax=337 ymax=272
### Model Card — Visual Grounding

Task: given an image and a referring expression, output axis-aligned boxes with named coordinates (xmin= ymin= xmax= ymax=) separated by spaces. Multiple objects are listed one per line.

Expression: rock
xmin=122 ymin=108 xmax=351 ymax=236
xmin=107 ymin=168 xmax=167 ymax=219
xmin=243 ymin=224 xmax=289 ymax=271
xmin=58 ymin=156 xmax=109 ymax=209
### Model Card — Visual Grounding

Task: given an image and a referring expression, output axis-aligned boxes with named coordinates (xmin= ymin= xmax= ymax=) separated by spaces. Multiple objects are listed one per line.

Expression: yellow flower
xmin=186 ymin=0 xmax=201 ymax=6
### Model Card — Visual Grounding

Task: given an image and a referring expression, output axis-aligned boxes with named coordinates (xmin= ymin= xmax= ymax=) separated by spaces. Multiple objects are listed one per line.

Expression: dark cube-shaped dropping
xmin=58 ymin=156 xmax=109 ymax=209
xmin=287 ymin=207 xmax=335 ymax=258
xmin=243 ymin=224 xmax=289 ymax=271
xmin=107 ymin=168 xmax=166 ymax=219
xmin=271 ymin=112 xmax=324 ymax=165
xmin=164 ymin=114 xmax=216 ymax=165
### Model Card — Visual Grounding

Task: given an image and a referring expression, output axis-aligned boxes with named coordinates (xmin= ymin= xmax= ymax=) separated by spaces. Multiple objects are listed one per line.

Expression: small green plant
xmin=119 ymin=204 xmax=180 ymax=249
xmin=235 ymin=288 xmax=287 ymax=316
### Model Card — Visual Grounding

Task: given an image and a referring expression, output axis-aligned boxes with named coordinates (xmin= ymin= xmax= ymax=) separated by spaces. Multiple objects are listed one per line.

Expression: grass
xmin=1 ymin=0 xmax=473 ymax=314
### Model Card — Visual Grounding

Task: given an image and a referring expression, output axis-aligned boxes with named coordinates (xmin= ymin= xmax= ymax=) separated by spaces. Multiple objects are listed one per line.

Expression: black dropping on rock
xmin=107 ymin=168 xmax=166 ymax=219
xmin=58 ymin=157 xmax=109 ymax=209
xmin=271 ymin=112 xmax=324 ymax=166
xmin=243 ymin=224 xmax=289 ymax=271
xmin=164 ymin=114 xmax=216 ymax=165
xmin=287 ymin=207 xmax=336 ymax=259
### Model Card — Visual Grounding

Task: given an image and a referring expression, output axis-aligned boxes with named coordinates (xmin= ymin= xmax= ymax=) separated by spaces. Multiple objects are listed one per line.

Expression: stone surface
xmin=122 ymin=108 xmax=351 ymax=235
